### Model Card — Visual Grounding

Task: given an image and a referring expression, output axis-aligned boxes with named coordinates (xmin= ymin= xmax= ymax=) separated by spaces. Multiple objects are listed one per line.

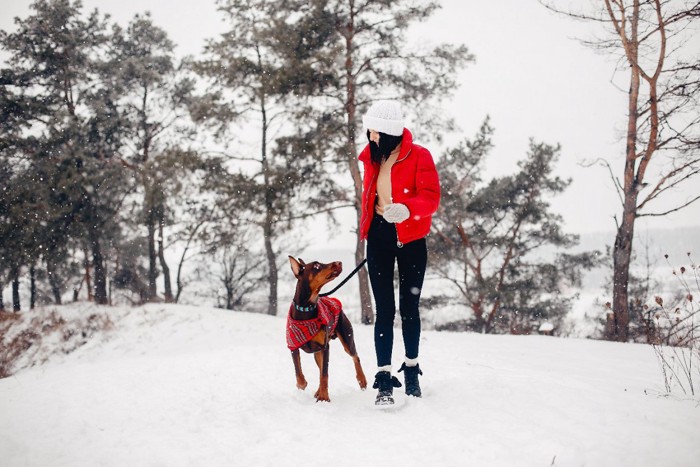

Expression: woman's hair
xmin=368 ymin=130 xmax=403 ymax=165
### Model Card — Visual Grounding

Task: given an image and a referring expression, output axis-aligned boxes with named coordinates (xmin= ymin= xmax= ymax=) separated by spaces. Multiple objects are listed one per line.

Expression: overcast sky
xmin=2 ymin=0 xmax=699 ymax=242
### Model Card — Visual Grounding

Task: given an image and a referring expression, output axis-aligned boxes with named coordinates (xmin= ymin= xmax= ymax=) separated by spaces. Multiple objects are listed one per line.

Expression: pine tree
xmin=109 ymin=13 xmax=198 ymax=303
xmin=0 ymin=0 xmax=130 ymax=305
xmin=295 ymin=0 xmax=474 ymax=323
xmin=194 ymin=0 xmax=343 ymax=315
xmin=430 ymin=121 xmax=599 ymax=334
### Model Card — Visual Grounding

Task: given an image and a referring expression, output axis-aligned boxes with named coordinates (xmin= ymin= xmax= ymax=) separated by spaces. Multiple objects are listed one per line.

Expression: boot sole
xmin=375 ymin=395 xmax=395 ymax=405
xmin=374 ymin=394 xmax=406 ymax=410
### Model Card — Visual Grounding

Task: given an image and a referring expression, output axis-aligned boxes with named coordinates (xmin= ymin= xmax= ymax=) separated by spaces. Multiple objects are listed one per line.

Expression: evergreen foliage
xmin=430 ymin=121 xmax=600 ymax=334
xmin=0 ymin=0 xmax=608 ymax=335
xmin=0 ymin=0 xmax=126 ymax=306
xmin=192 ymin=0 xmax=345 ymax=314
xmin=284 ymin=0 xmax=475 ymax=323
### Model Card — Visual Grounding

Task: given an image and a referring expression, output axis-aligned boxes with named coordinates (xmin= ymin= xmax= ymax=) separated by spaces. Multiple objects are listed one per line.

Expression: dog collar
xmin=293 ymin=302 xmax=317 ymax=313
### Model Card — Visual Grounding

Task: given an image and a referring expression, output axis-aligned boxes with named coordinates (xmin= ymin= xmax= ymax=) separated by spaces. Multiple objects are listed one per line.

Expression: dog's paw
xmin=314 ymin=388 xmax=330 ymax=402
xmin=358 ymin=377 xmax=368 ymax=390
xmin=296 ymin=378 xmax=308 ymax=390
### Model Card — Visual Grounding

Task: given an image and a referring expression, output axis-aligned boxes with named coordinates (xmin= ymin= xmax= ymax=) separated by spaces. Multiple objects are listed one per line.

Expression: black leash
xmin=319 ymin=258 xmax=367 ymax=297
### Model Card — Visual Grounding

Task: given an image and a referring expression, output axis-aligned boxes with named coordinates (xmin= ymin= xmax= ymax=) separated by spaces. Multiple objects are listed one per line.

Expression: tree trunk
xmin=258 ymin=73 xmax=278 ymax=316
xmin=609 ymin=0 xmax=642 ymax=342
xmin=50 ymin=280 xmax=62 ymax=304
xmin=175 ymin=245 xmax=188 ymax=305
xmin=611 ymin=206 xmax=636 ymax=341
xmin=47 ymin=256 xmax=63 ymax=305
xmin=29 ymin=265 xmax=36 ymax=310
xmin=83 ymin=247 xmax=93 ymax=302
xmin=147 ymin=208 xmax=158 ymax=301
xmin=225 ymin=277 xmax=234 ymax=310
xmin=175 ymin=221 xmax=202 ymax=304
xmin=176 ymin=251 xmax=186 ymax=304
xmin=12 ymin=269 xmax=20 ymax=312
xmin=472 ymin=296 xmax=488 ymax=334
xmin=158 ymin=219 xmax=174 ymax=303
xmin=89 ymin=228 xmax=108 ymax=305
xmin=263 ymin=209 xmax=278 ymax=315
xmin=141 ymin=86 xmax=158 ymax=303
xmin=344 ymin=16 xmax=374 ymax=324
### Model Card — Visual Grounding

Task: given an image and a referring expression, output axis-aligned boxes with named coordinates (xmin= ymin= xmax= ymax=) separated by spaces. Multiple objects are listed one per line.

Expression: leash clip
xmin=319 ymin=258 xmax=368 ymax=297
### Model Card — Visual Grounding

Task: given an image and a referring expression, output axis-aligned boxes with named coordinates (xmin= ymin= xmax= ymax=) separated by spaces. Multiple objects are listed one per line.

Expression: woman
xmin=358 ymin=100 xmax=441 ymax=405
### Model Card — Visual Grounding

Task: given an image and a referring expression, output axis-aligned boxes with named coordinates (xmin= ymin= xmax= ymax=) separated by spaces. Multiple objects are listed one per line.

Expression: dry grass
xmin=649 ymin=253 xmax=700 ymax=397
xmin=0 ymin=306 xmax=113 ymax=379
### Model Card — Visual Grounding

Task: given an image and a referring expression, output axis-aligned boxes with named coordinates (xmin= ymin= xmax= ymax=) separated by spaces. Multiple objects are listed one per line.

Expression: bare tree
xmin=541 ymin=0 xmax=700 ymax=341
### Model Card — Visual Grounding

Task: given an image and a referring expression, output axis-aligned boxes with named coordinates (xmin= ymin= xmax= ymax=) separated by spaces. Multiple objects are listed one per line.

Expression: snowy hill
xmin=1 ymin=303 xmax=699 ymax=467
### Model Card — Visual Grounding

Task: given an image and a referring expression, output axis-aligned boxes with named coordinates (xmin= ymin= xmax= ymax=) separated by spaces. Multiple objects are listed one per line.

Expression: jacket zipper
xmin=391 ymin=148 xmax=412 ymax=248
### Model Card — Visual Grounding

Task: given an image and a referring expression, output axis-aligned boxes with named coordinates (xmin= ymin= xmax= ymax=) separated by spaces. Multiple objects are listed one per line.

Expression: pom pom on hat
xmin=363 ymin=100 xmax=404 ymax=136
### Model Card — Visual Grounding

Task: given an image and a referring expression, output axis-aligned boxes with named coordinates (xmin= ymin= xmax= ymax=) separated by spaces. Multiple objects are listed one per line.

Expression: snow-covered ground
xmin=1 ymin=303 xmax=699 ymax=467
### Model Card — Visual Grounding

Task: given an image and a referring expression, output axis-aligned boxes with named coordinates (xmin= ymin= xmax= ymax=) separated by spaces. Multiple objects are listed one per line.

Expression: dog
xmin=287 ymin=256 xmax=368 ymax=402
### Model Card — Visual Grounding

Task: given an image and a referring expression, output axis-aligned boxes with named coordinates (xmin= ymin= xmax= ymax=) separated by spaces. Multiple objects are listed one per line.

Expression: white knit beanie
xmin=362 ymin=100 xmax=404 ymax=136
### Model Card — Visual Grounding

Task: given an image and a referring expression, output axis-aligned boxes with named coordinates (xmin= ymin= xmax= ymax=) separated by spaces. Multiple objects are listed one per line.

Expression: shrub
xmin=648 ymin=253 xmax=699 ymax=397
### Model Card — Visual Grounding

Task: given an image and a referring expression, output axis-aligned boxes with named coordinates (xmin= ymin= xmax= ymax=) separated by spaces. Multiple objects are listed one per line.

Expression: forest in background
xmin=1 ymin=0 xmax=698 ymax=343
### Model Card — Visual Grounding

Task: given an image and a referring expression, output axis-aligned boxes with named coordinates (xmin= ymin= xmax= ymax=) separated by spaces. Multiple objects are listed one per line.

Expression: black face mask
xmin=368 ymin=130 xmax=403 ymax=165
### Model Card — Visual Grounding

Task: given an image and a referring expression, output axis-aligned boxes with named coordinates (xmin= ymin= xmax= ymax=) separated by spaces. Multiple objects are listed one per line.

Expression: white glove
xmin=383 ymin=203 xmax=410 ymax=223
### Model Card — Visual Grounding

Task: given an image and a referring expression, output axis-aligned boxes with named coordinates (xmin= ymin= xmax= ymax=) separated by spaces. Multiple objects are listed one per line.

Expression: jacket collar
xmin=359 ymin=128 xmax=413 ymax=164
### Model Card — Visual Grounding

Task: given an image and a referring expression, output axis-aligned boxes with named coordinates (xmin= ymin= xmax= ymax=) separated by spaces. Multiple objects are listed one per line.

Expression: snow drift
xmin=1 ymin=303 xmax=698 ymax=467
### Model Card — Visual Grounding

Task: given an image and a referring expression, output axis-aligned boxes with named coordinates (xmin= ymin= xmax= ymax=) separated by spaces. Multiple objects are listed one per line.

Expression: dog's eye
xmin=313 ymin=263 xmax=321 ymax=270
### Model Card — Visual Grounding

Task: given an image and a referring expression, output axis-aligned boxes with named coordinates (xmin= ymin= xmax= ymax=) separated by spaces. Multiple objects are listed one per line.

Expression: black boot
xmin=398 ymin=363 xmax=423 ymax=397
xmin=373 ymin=371 xmax=402 ymax=406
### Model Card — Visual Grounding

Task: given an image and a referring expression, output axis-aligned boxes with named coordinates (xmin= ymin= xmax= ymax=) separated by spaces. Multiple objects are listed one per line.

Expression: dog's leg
xmin=291 ymin=349 xmax=307 ymax=390
xmin=313 ymin=347 xmax=330 ymax=402
xmin=336 ymin=312 xmax=368 ymax=389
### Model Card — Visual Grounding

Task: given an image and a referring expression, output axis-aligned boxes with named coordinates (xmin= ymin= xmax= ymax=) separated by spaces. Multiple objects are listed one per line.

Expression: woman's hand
xmin=383 ymin=203 xmax=410 ymax=223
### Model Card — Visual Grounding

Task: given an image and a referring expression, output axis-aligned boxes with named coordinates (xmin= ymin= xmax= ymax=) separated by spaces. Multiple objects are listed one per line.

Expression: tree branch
xmin=638 ymin=193 xmax=700 ymax=217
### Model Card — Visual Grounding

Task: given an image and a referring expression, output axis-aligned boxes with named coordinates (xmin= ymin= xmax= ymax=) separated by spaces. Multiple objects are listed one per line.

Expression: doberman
xmin=287 ymin=256 xmax=368 ymax=402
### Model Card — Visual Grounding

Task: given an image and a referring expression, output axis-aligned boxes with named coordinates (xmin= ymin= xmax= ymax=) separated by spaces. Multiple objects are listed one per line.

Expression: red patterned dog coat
xmin=286 ymin=297 xmax=342 ymax=351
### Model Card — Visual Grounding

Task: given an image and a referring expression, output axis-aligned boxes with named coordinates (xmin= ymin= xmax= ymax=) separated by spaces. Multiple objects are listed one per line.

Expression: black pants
xmin=367 ymin=215 xmax=427 ymax=368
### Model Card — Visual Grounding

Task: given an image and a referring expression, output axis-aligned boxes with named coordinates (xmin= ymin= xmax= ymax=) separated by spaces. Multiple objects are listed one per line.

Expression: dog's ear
xmin=289 ymin=256 xmax=303 ymax=278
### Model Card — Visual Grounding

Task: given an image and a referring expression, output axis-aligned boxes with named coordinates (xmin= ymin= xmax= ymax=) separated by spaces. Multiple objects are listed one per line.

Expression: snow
xmin=1 ymin=303 xmax=699 ymax=467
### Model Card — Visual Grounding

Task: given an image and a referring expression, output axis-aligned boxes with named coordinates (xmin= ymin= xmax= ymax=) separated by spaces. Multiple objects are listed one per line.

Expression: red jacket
xmin=359 ymin=128 xmax=440 ymax=245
